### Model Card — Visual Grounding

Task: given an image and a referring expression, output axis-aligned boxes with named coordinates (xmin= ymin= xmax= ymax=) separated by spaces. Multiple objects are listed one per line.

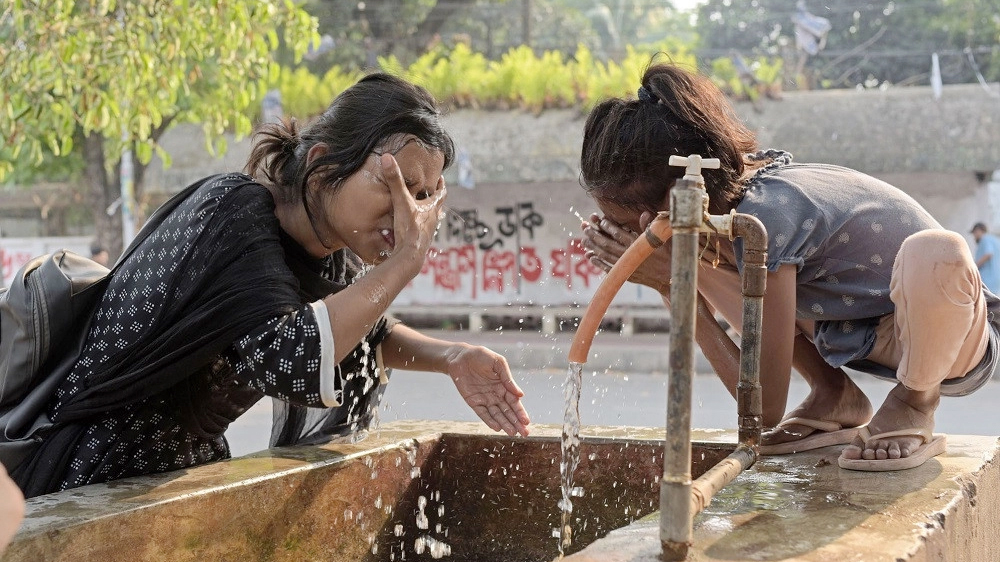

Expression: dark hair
xmin=579 ymin=61 xmax=761 ymax=215
xmin=245 ymin=72 xmax=455 ymax=227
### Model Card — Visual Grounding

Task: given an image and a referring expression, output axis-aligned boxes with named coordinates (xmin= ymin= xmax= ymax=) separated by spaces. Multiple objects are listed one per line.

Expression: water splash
xmin=557 ymin=361 xmax=584 ymax=556
xmin=569 ymin=206 xmax=590 ymax=226
xmin=356 ymin=262 xmax=375 ymax=278
xmin=416 ymin=495 xmax=429 ymax=530
xmin=414 ymin=535 xmax=452 ymax=558
xmin=406 ymin=442 xmax=421 ymax=478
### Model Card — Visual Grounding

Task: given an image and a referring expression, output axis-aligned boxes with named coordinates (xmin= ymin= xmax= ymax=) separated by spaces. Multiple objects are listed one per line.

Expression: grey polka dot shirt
xmin=734 ymin=153 xmax=941 ymax=368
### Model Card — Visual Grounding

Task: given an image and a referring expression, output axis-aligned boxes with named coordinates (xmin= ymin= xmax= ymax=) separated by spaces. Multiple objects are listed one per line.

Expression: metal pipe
xmin=564 ymin=154 xmax=768 ymax=561
xmin=702 ymin=213 xmax=733 ymax=238
xmin=666 ymin=213 xmax=768 ymax=524
xmin=659 ymin=177 xmax=704 ymax=561
xmin=733 ymin=214 xmax=767 ymax=448
xmin=690 ymin=445 xmax=756 ymax=514
xmin=677 ymin=214 xmax=768 ymax=521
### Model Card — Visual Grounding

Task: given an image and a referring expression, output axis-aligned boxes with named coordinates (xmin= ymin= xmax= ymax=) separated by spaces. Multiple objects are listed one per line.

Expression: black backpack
xmin=0 ymin=251 xmax=112 ymax=469
xmin=0 ymin=177 xmax=208 ymax=470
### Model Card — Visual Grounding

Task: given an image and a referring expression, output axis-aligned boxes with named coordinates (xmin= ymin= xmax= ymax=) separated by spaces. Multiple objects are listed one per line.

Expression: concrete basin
xmin=3 ymin=422 xmax=734 ymax=562
xmin=4 ymin=422 xmax=998 ymax=562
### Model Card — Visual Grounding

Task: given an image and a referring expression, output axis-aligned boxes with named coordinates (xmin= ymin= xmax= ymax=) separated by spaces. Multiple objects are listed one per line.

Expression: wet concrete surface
xmin=9 ymin=328 xmax=998 ymax=562
xmin=562 ymin=435 xmax=1000 ymax=562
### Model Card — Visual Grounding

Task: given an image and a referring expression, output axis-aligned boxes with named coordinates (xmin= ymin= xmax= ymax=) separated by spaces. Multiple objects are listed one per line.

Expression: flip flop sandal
xmin=837 ymin=427 xmax=947 ymax=472
xmin=760 ymin=416 xmax=863 ymax=455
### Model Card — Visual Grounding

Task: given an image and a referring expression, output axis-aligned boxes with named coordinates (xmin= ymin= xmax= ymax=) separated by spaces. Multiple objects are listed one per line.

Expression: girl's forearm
xmin=693 ymin=295 xmax=741 ymax=401
xmin=755 ymin=267 xmax=798 ymax=426
xmin=321 ymin=252 xmax=422 ymax=363
xmin=380 ymin=323 xmax=464 ymax=373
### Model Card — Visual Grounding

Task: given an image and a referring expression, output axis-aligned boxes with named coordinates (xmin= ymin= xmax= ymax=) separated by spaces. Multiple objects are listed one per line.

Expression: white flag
xmin=931 ymin=53 xmax=943 ymax=100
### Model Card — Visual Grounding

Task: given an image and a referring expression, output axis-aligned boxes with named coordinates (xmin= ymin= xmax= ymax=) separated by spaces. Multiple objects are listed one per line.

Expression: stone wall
xmin=740 ymin=84 xmax=999 ymax=175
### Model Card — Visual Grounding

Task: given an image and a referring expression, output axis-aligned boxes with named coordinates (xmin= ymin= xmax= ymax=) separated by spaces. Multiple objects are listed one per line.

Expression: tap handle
xmin=668 ymin=154 xmax=721 ymax=179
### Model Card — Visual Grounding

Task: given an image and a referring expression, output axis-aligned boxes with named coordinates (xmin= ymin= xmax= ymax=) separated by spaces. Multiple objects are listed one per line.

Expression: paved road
xmin=227 ymin=366 xmax=1000 ymax=458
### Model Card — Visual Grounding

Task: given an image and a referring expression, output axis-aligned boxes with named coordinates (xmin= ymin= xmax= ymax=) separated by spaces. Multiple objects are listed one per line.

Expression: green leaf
xmin=47 ymin=135 xmax=61 ymax=156
xmin=135 ymin=141 xmax=153 ymax=164
xmin=99 ymin=106 xmax=111 ymax=129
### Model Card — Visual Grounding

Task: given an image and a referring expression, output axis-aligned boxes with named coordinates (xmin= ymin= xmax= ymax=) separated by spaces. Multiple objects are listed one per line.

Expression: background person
xmin=578 ymin=61 xmax=997 ymax=472
xmin=89 ymin=242 xmax=110 ymax=267
xmin=8 ymin=73 xmax=530 ymax=498
xmin=970 ymin=222 xmax=1000 ymax=294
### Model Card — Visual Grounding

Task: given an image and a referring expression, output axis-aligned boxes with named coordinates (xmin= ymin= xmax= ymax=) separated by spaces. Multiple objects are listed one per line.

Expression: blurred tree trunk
xmin=81 ymin=134 xmax=156 ymax=259
xmin=82 ymin=135 xmax=121 ymax=258
xmin=361 ymin=0 xmax=476 ymax=58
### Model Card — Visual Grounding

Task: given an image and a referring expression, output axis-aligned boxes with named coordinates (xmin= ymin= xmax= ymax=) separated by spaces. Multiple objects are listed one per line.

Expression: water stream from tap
xmin=557 ymin=361 xmax=585 ymax=556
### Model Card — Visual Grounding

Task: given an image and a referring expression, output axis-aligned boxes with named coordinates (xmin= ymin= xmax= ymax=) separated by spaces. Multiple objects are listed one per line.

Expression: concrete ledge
xmin=7 ymin=425 xmax=997 ymax=562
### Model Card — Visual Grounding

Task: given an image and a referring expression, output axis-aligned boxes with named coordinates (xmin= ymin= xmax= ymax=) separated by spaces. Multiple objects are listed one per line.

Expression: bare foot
xmin=839 ymin=383 xmax=939 ymax=461
xmin=762 ymin=375 xmax=872 ymax=447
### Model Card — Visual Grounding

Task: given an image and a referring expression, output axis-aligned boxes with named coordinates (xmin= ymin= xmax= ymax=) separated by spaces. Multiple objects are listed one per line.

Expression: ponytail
xmin=244 ymin=118 xmax=304 ymax=202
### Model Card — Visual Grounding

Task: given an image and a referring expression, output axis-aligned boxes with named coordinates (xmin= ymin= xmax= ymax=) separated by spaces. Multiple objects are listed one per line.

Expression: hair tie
xmin=637 ymin=86 xmax=656 ymax=103
xmin=282 ymin=134 xmax=299 ymax=155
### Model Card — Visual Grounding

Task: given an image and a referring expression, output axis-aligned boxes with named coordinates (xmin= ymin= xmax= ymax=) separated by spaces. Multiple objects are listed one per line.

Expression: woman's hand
xmin=445 ymin=344 xmax=531 ymax=437
xmin=382 ymin=153 xmax=447 ymax=272
xmin=0 ymin=463 xmax=24 ymax=554
xmin=581 ymin=212 xmax=673 ymax=294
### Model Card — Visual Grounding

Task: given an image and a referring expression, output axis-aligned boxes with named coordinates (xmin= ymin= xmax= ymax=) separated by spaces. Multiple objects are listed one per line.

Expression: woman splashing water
xmin=10 ymin=73 xmax=530 ymax=498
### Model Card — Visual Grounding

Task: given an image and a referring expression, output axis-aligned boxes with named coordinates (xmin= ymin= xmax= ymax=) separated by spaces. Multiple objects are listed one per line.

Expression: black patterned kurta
xmin=45 ymin=174 xmax=381 ymax=492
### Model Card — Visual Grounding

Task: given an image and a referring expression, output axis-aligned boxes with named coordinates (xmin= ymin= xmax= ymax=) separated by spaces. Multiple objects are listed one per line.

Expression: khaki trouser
xmin=866 ymin=230 xmax=990 ymax=391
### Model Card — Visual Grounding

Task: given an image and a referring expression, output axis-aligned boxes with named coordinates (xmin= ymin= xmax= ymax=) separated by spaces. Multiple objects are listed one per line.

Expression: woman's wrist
xmin=442 ymin=341 xmax=474 ymax=376
xmin=384 ymin=245 xmax=429 ymax=278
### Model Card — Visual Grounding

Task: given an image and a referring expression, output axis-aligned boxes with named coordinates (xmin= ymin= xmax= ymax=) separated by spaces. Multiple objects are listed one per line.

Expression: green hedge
xmin=270 ymin=43 xmax=784 ymax=119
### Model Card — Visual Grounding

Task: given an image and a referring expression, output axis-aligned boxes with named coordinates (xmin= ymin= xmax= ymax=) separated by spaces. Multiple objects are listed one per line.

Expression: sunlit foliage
xmin=0 ymin=0 xmax=318 ymax=181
